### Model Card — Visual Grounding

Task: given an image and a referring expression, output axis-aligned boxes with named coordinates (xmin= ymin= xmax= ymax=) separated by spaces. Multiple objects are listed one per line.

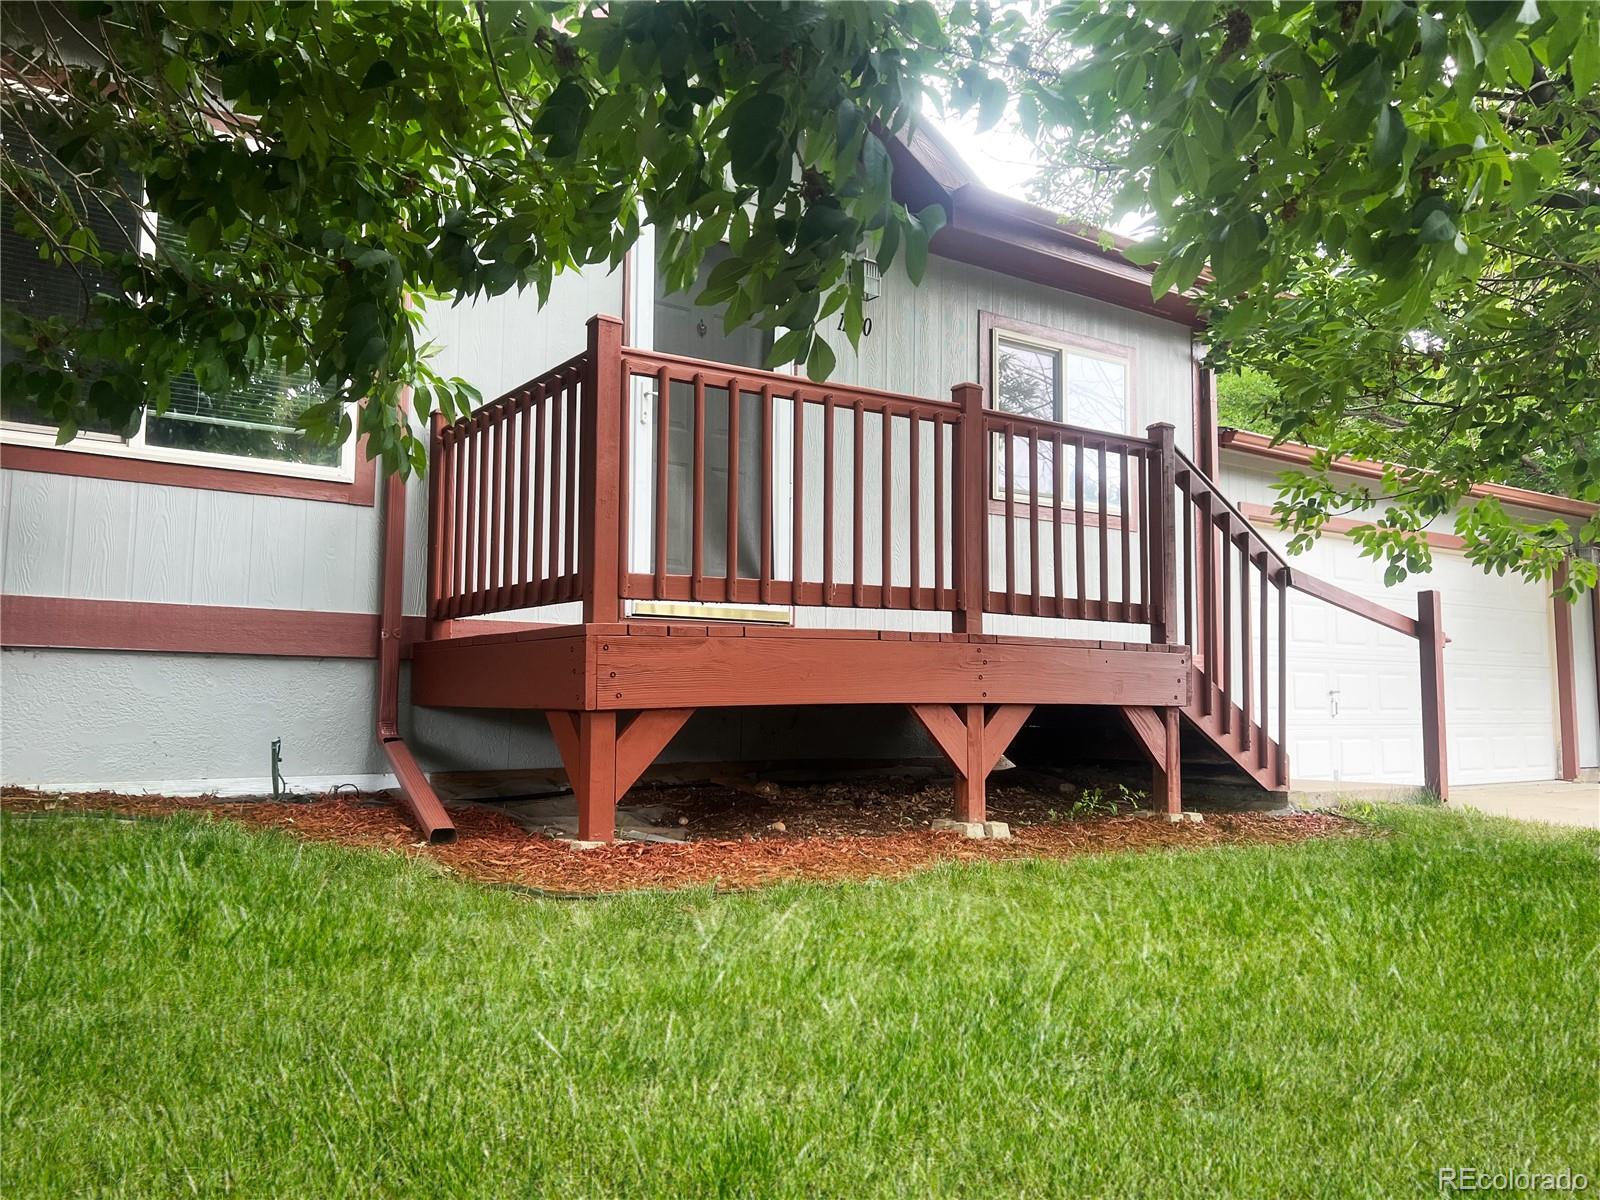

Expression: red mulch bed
xmin=1 ymin=786 xmax=1359 ymax=896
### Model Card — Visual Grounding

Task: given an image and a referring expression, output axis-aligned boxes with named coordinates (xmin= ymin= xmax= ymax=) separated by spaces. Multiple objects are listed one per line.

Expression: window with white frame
xmin=0 ymin=110 xmax=353 ymax=481
xmin=989 ymin=323 xmax=1131 ymax=510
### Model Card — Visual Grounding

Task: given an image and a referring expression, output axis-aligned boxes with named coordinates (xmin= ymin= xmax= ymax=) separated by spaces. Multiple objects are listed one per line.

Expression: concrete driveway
xmin=1450 ymin=781 xmax=1599 ymax=830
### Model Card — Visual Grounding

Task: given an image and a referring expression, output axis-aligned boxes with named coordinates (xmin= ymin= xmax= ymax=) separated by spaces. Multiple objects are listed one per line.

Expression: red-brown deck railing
xmin=428 ymin=315 xmax=1186 ymax=638
xmin=427 ymin=350 xmax=588 ymax=618
xmin=615 ymin=346 xmax=964 ymax=612
xmin=1172 ymin=448 xmax=1293 ymax=781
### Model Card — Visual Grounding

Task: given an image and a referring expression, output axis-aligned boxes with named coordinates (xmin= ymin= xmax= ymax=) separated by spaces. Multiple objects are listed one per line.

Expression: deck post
xmin=425 ymin=409 xmax=447 ymax=639
xmin=1145 ymin=422 xmax=1177 ymax=644
xmin=1552 ymin=563 xmax=1579 ymax=782
xmin=1416 ymin=589 xmax=1449 ymax=801
xmin=953 ymin=703 xmax=986 ymax=822
xmin=1154 ymin=706 xmax=1182 ymax=816
xmin=951 ymin=382 xmax=986 ymax=635
xmin=581 ymin=314 xmax=625 ymax=624
xmin=576 ymin=711 xmax=619 ymax=842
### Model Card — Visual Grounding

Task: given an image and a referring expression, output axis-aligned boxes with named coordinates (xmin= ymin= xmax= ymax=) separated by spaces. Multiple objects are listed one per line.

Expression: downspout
xmin=376 ymin=400 xmax=456 ymax=844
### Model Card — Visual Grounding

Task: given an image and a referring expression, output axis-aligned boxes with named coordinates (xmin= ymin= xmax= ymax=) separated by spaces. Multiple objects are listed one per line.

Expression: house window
xmin=987 ymin=319 xmax=1132 ymax=510
xmin=0 ymin=117 xmax=352 ymax=482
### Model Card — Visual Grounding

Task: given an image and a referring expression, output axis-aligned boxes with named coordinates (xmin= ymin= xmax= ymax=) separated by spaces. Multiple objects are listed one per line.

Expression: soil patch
xmin=1 ymin=784 xmax=1359 ymax=896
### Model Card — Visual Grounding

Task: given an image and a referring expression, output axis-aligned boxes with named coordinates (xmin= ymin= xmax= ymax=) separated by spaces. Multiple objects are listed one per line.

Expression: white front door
xmin=624 ymin=235 xmax=793 ymax=618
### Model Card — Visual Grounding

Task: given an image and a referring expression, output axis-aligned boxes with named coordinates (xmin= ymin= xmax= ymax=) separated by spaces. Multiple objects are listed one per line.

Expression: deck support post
xmin=909 ymin=703 xmax=1033 ymax=824
xmin=376 ymin=387 xmax=455 ymax=844
xmin=954 ymin=703 xmax=986 ymax=822
xmin=546 ymin=707 xmax=694 ymax=843
xmin=1416 ymin=589 xmax=1450 ymax=801
xmin=1155 ymin=706 xmax=1182 ymax=816
xmin=1145 ymin=422 xmax=1178 ymax=645
xmin=1119 ymin=705 xmax=1183 ymax=816
xmin=1552 ymin=563 xmax=1579 ymax=783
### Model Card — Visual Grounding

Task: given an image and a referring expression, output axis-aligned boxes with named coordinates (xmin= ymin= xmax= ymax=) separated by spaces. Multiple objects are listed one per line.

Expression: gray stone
xmin=474 ymin=796 xmax=687 ymax=842
xmin=982 ymin=821 xmax=1011 ymax=840
xmin=930 ymin=818 xmax=987 ymax=839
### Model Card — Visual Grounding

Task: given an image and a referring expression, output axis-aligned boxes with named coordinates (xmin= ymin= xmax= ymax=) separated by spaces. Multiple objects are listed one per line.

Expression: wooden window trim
xmin=978 ymin=310 xmax=1140 ymax=529
xmin=0 ymin=440 xmax=377 ymax=505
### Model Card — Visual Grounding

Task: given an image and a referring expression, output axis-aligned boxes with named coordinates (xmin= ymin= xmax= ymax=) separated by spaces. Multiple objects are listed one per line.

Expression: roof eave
xmin=1219 ymin=427 xmax=1596 ymax=521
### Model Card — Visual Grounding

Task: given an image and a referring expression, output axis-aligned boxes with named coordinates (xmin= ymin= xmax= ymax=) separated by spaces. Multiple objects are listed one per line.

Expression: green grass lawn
xmin=3 ymin=805 xmax=1597 ymax=1198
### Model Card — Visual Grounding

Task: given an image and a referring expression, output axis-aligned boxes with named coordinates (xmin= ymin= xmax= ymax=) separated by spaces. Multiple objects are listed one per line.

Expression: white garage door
xmin=1274 ymin=535 xmax=1558 ymax=787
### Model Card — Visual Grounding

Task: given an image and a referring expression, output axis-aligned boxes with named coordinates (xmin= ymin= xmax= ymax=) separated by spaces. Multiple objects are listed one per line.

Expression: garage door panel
xmin=1295 ymin=738 xmax=1335 ymax=780
xmin=1381 ymin=737 xmax=1419 ymax=775
xmin=1333 ymin=611 xmax=1379 ymax=648
xmin=1377 ymin=674 xmax=1412 ymax=712
xmin=1265 ymin=528 xmax=1557 ymax=786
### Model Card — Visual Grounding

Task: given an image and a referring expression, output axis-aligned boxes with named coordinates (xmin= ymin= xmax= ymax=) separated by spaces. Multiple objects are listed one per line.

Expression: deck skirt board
xmin=410 ymin=621 xmax=1189 ymax=712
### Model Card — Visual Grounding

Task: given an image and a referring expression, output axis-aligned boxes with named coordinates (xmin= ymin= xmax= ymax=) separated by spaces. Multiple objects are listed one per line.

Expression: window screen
xmin=144 ymin=221 xmax=339 ymax=466
xmin=990 ymin=328 xmax=1131 ymax=507
xmin=0 ymin=115 xmax=133 ymax=432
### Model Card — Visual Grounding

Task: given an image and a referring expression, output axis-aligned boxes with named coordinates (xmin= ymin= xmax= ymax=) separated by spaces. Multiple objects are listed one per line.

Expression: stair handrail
xmin=1173 ymin=446 xmax=1293 ymax=581
xmin=1174 ymin=446 xmax=1449 ymax=800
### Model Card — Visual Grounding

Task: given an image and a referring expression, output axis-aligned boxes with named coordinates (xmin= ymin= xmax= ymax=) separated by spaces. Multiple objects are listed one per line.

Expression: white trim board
xmin=8 ymin=773 xmax=399 ymax=799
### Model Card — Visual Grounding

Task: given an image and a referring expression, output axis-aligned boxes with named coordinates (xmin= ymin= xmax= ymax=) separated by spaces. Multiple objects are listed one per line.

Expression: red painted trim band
xmin=1 ymin=443 xmax=378 ymax=506
xmin=0 ymin=594 xmax=544 ymax=659
xmin=1236 ymin=501 xmax=1468 ymax=552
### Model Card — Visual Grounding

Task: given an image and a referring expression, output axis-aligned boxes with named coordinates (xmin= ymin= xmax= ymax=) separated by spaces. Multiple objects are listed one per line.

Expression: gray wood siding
xmin=1 ymin=469 xmax=383 ymax=611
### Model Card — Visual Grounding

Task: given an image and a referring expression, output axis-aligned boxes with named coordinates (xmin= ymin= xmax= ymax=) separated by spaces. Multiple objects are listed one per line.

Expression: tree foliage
xmin=1019 ymin=0 xmax=1600 ymax=593
xmin=1 ymin=0 xmax=971 ymax=475
xmin=6 ymin=0 xmax=1596 ymax=595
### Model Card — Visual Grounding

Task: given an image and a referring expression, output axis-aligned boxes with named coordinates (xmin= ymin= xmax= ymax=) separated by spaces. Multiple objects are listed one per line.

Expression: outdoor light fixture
xmin=860 ymin=256 xmax=881 ymax=302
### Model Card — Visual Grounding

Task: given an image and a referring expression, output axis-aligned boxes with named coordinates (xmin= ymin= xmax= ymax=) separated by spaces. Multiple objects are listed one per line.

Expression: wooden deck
xmin=413 ymin=620 xmax=1190 ymax=841
xmin=398 ymin=314 xmax=1443 ymax=843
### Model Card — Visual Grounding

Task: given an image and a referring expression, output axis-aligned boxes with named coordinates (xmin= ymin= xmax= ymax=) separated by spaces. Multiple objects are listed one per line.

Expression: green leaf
xmin=533 ymin=78 xmax=592 ymax=158
xmin=903 ymin=222 xmax=929 ymax=285
xmin=728 ymin=92 xmax=788 ymax=188
xmin=805 ymin=333 xmax=836 ymax=381
xmin=1418 ymin=208 xmax=1456 ymax=244
xmin=913 ymin=202 xmax=947 ymax=240
xmin=360 ymin=60 xmax=398 ymax=90
xmin=766 ymin=326 xmax=809 ymax=369
xmin=1373 ymin=107 xmax=1405 ymax=168
xmin=1119 ymin=239 xmax=1164 ymax=267
xmin=1572 ymin=22 xmax=1599 ymax=92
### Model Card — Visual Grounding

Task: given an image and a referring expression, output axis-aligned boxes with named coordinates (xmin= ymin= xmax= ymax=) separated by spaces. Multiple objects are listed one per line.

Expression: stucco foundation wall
xmin=1 ymin=647 xmax=936 ymax=793
xmin=1 ymin=648 xmax=388 ymax=791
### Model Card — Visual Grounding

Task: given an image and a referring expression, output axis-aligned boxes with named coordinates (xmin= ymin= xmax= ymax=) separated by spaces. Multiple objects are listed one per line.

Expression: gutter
xmin=376 ymin=424 xmax=456 ymax=845
xmin=1218 ymin=427 xmax=1597 ymax=522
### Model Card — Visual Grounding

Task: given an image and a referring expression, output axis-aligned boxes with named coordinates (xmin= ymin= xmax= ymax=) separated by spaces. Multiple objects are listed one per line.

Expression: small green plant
xmin=1065 ymin=787 xmax=1118 ymax=820
xmin=1339 ymin=801 xmax=1383 ymax=823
